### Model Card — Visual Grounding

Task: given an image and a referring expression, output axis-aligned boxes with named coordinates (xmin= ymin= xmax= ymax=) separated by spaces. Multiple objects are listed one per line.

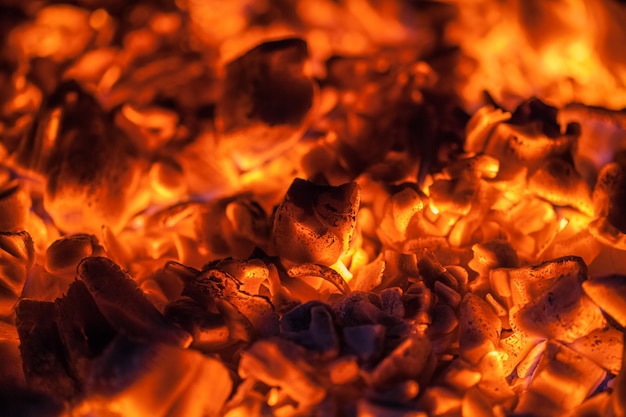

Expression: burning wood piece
xmin=528 ymin=157 xmax=594 ymax=216
xmin=15 ymin=299 xmax=79 ymax=400
xmin=0 ymin=320 xmax=25 ymax=387
xmin=510 ymin=257 xmax=605 ymax=342
xmin=195 ymin=196 xmax=269 ymax=260
xmin=239 ymin=338 xmax=327 ymax=411
xmin=590 ymin=161 xmax=626 ymax=249
xmin=79 ymin=336 xmax=232 ymax=417
xmin=0 ymin=183 xmax=31 ymax=233
xmin=468 ymin=239 xmax=518 ymax=296
xmin=28 ymin=82 xmax=149 ymax=234
xmin=474 ymin=350 xmax=515 ymax=402
xmin=468 ymin=239 xmax=519 ymax=278
xmin=458 ymin=293 xmax=501 ymax=364
xmin=505 ymin=255 xmax=587 ymax=308
xmin=465 ymin=99 xmax=577 ymax=179
xmin=417 ymin=249 xmax=462 ymax=292
xmin=116 ymin=104 xmax=180 ymax=151
xmin=272 ymin=178 xmax=360 ymax=266
xmin=182 ymin=267 xmax=279 ymax=339
xmin=558 ymin=104 xmax=626 ymax=185
xmin=583 ymin=275 xmax=626 ymax=327
xmin=350 ymin=253 xmax=385 ymax=293
xmin=515 ymin=341 xmax=605 ymax=417
xmin=419 ymin=385 xmax=462 ymax=416
xmin=216 ymin=38 xmax=315 ymax=171
xmin=377 ymin=186 xmax=427 ymax=249
xmin=215 ymin=258 xmax=269 ymax=295
xmin=367 ymin=333 xmax=434 ymax=388
xmin=428 ymin=154 xmax=498 ymax=217
xmin=497 ymin=332 xmax=536 ymax=377
xmin=567 ymin=326 xmax=623 ymax=375
xmin=164 ymin=298 xmax=230 ymax=352
xmin=44 ymin=234 xmax=103 ymax=274
xmin=53 ymin=280 xmax=117 ymax=383
xmin=426 ymin=154 xmax=501 ymax=247
xmin=0 ymin=231 xmax=34 ymax=316
xmin=77 ymin=256 xmax=192 ymax=347
xmin=288 ymin=263 xmax=351 ymax=295
xmin=381 ymin=287 xmax=405 ymax=318
xmin=426 ymin=303 xmax=458 ymax=349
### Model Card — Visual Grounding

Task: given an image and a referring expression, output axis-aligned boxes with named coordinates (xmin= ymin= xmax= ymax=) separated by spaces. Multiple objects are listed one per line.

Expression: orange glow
xmin=449 ymin=0 xmax=626 ymax=110
xmin=2 ymin=1 xmax=626 ymax=416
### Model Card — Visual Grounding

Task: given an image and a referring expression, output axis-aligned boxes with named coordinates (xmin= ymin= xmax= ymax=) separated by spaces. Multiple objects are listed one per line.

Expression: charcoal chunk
xmin=0 ymin=231 xmax=34 ymax=316
xmin=593 ymin=162 xmax=626 ymax=234
xmin=272 ymin=179 xmax=360 ymax=266
xmin=15 ymin=299 xmax=79 ymax=399
xmin=282 ymin=301 xmax=339 ymax=357
xmin=216 ymin=38 xmax=314 ymax=170
xmin=78 ymin=256 xmax=192 ymax=347
xmin=343 ymin=325 xmax=386 ymax=363
xmin=54 ymin=280 xmax=116 ymax=382
xmin=0 ymin=386 xmax=65 ymax=417
xmin=33 ymin=82 xmax=147 ymax=234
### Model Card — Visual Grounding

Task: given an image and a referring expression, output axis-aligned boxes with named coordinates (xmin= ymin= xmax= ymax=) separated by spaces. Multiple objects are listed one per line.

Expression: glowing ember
xmin=1 ymin=1 xmax=626 ymax=417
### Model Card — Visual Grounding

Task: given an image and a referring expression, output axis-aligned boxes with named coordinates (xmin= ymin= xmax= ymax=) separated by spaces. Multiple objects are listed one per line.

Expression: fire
xmin=450 ymin=0 xmax=626 ymax=111
xmin=1 ymin=0 xmax=626 ymax=416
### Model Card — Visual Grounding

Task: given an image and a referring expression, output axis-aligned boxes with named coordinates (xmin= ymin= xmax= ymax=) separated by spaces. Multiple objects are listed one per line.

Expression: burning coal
xmin=1 ymin=1 xmax=626 ymax=416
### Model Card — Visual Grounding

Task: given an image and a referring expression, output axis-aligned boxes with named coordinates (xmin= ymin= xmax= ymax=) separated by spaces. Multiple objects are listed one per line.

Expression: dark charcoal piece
xmin=15 ymin=299 xmax=79 ymax=400
xmin=77 ymin=257 xmax=192 ymax=347
xmin=216 ymin=38 xmax=315 ymax=170
xmin=218 ymin=38 xmax=313 ymax=131
xmin=18 ymin=81 xmax=144 ymax=234
xmin=281 ymin=301 xmax=339 ymax=357
xmin=0 ymin=385 xmax=65 ymax=417
xmin=417 ymin=249 xmax=459 ymax=291
xmin=54 ymin=280 xmax=117 ymax=382
xmin=0 ymin=231 xmax=34 ymax=316
xmin=343 ymin=324 xmax=386 ymax=363
xmin=594 ymin=162 xmax=626 ymax=233
xmin=509 ymin=97 xmax=562 ymax=138
xmin=334 ymin=292 xmax=411 ymax=347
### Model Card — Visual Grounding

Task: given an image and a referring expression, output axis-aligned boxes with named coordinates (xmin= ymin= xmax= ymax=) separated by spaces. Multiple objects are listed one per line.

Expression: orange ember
xmin=0 ymin=1 xmax=626 ymax=417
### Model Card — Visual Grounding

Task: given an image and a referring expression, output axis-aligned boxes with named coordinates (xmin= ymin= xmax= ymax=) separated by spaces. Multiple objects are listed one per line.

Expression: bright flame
xmin=450 ymin=0 xmax=626 ymax=110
